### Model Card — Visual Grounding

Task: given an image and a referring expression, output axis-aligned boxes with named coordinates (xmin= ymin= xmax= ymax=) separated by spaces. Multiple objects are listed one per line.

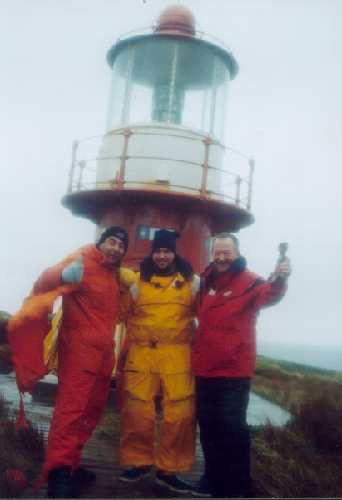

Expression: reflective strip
xmin=130 ymin=282 xmax=139 ymax=301
xmin=191 ymin=275 xmax=200 ymax=298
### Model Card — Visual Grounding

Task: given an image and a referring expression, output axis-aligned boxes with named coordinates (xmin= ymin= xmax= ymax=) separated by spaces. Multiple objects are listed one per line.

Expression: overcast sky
xmin=1 ymin=0 xmax=341 ymax=350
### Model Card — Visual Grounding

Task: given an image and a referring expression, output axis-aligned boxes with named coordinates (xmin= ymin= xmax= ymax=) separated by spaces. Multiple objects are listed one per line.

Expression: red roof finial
xmin=155 ymin=5 xmax=196 ymax=37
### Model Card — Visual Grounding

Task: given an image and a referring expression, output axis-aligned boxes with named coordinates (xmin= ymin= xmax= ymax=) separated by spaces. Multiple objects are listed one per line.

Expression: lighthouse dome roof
xmin=156 ymin=4 xmax=196 ymax=36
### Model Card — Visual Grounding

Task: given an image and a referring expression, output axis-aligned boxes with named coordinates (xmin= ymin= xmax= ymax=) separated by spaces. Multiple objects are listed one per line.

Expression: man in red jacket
xmin=192 ymin=233 xmax=291 ymax=498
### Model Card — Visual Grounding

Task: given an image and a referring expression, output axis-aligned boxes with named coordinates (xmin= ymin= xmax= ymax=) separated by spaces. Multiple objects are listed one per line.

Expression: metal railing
xmin=67 ymin=127 xmax=254 ymax=210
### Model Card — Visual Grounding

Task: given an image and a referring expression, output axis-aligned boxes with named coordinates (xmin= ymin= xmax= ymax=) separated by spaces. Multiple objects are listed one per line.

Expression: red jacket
xmin=192 ymin=260 xmax=287 ymax=378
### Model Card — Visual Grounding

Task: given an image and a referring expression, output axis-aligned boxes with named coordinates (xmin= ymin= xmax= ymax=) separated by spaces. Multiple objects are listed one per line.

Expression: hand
xmin=274 ymin=257 xmax=292 ymax=280
xmin=61 ymin=257 xmax=84 ymax=284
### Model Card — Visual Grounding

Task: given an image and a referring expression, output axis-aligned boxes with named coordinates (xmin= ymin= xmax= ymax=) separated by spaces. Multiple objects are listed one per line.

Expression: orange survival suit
xmin=10 ymin=244 xmax=121 ymax=476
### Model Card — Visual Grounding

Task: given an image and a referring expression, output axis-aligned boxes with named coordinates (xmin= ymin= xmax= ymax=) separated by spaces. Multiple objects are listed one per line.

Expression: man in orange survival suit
xmin=26 ymin=226 xmax=128 ymax=498
xmin=118 ymin=229 xmax=200 ymax=495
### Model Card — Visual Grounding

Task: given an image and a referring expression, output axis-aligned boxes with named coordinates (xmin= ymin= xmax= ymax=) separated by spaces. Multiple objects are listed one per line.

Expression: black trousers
xmin=196 ymin=377 xmax=251 ymax=498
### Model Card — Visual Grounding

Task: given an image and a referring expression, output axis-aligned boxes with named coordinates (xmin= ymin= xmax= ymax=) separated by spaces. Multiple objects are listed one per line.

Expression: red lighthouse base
xmin=62 ymin=189 xmax=253 ymax=272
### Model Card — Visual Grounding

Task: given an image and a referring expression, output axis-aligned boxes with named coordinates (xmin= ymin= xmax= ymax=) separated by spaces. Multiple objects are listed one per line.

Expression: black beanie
xmin=151 ymin=229 xmax=179 ymax=253
xmin=97 ymin=226 xmax=129 ymax=253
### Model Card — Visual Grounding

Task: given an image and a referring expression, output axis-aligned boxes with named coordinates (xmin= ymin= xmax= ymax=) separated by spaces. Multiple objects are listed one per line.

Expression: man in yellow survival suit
xmin=118 ymin=229 xmax=200 ymax=494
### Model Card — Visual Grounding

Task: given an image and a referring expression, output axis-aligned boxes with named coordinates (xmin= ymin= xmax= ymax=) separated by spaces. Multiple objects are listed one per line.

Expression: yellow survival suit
xmin=120 ymin=268 xmax=199 ymax=473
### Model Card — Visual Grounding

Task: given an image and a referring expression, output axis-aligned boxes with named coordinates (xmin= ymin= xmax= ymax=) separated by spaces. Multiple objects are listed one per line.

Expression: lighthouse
xmin=62 ymin=5 xmax=254 ymax=272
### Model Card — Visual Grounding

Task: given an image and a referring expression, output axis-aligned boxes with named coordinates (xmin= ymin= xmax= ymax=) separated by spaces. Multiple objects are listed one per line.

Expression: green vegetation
xmin=250 ymin=355 xmax=342 ymax=498
xmin=0 ymin=394 xmax=44 ymax=498
xmin=253 ymin=354 xmax=342 ymax=410
xmin=1 ymin=350 xmax=342 ymax=497
xmin=0 ymin=311 xmax=12 ymax=375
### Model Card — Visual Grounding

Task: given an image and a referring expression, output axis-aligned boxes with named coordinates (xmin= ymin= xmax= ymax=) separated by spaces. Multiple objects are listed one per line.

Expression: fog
xmin=1 ymin=0 xmax=341 ymax=350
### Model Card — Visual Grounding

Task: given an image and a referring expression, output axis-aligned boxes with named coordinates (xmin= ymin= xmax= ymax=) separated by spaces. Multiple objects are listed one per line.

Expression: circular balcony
xmin=62 ymin=124 xmax=254 ymax=229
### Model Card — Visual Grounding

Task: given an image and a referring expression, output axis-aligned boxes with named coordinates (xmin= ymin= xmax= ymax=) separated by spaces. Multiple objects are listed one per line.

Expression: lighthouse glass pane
xmin=106 ymin=50 xmax=129 ymax=129
xmin=106 ymin=36 xmax=231 ymax=140
xmin=127 ymin=83 xmax=153 ymax=125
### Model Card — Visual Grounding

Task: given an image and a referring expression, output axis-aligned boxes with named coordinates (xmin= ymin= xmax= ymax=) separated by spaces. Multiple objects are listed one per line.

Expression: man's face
xmin=212 ymin=238 xmax=239 ymax=273
xmin=152 ymin=248 xmax=175 ymax=270
xmin=99 ymin=236 xmax=126 ymax=265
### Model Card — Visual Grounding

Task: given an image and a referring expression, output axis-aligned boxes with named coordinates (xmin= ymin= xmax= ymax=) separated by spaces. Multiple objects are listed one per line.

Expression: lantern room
xmin=106 ymin=7 xmax=238 ymax=141
xmin=94 ymin=6 xmax=242 ymax=203
xmin=62 ymin=5 xmax=254 ymax=272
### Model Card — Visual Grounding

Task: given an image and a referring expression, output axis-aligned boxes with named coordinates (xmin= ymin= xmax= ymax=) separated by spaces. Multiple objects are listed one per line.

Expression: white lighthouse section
xmin=67 ymin=11 xmax=253 ymax=210
xmin=95 ymin=30 xmax=243 ymax=202
xmin=96 ymin=123 xmax=225 ymax=197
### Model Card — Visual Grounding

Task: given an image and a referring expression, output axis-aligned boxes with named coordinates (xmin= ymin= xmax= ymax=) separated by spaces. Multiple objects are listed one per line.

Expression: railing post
xmin=200 ymin=137 xmax=212 ymax=197
xmin=235 ymin=175 xmax=242 ymax=206
xmin=117 ymin=128 xmax=132 ymax=189
xmin=247 ymin=157 xmax=255 ymax=210
xmin=76 ymin=160 xmax=86 ymax=191
xmin=67 ymin=140 xmax=78 ymax=194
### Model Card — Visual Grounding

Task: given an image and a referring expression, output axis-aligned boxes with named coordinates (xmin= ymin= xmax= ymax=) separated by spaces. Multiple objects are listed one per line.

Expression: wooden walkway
xmin=26 ymin=383 xmax=204 ymax=498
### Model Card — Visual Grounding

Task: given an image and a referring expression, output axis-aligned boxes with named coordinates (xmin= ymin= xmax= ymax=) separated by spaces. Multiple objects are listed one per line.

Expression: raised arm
xmin=32 ymin=250 xmax=83 ymax=295
xmin=253 ymin=257 xmax=291 ymax=309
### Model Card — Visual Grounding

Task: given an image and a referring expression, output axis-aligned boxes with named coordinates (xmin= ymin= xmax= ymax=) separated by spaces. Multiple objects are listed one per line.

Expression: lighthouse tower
xmin=62 ymin=5 xmax=254 ymax=271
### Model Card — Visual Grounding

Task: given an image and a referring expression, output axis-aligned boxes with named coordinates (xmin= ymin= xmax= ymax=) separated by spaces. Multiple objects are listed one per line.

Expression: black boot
xmin=72 ymin=467 xmax=96 ymax=497
xmin=47 ymin=466 xmax=73 ymax=498
xmin=73 ymin=467 xmax=96 ymax=485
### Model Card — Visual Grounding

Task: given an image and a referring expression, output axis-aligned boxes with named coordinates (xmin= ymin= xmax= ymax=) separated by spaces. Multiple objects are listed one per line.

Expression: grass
xmin=1 ymin=351 xmax=342 ymax=497
xmin=0 ymin=310 xmax=13 ymax=375
xmin=250 ymin=355 xmax=342 ymax=497
xmin=0 ymin=393 xmax=44 ymax=498
xmin=251 ymin=422 xmax=342 ymax=498
xmin=0 ymin=345 xmax=13 ymax=375
xmin=253 ymin=354 xmax=342 ymax=410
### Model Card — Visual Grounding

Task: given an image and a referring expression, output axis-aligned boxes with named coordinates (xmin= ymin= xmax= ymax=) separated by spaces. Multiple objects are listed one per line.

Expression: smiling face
xmin=212 ymin=237 xmax=239 ymax=273
xmin=152 ymin=247 xmax=176 ymax=270
xmin=98 ymin=235 xmax=126 ymax=265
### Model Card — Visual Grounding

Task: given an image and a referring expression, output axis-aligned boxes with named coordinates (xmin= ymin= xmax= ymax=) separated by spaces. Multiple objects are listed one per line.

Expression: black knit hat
xmin=151 ymin=229 xmax=179 ymax=253
xmin=97 ymin=226 xmax=129 ymax=253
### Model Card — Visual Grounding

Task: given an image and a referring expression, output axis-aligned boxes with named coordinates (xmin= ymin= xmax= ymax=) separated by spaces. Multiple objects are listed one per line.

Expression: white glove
xmin=61 ymin=257 xmax=84 ymax=284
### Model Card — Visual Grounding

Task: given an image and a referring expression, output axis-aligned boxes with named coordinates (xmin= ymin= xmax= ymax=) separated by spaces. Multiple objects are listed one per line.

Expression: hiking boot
xmin=118 ymin=466 xmax=151 ymax=482
xmin=190 ymin=474 xmax=211 ymax=497
xmin=47 ymin=467 xmax=73 ymax=498
xmin=155 ymin=471 xmax=196 ymax=494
